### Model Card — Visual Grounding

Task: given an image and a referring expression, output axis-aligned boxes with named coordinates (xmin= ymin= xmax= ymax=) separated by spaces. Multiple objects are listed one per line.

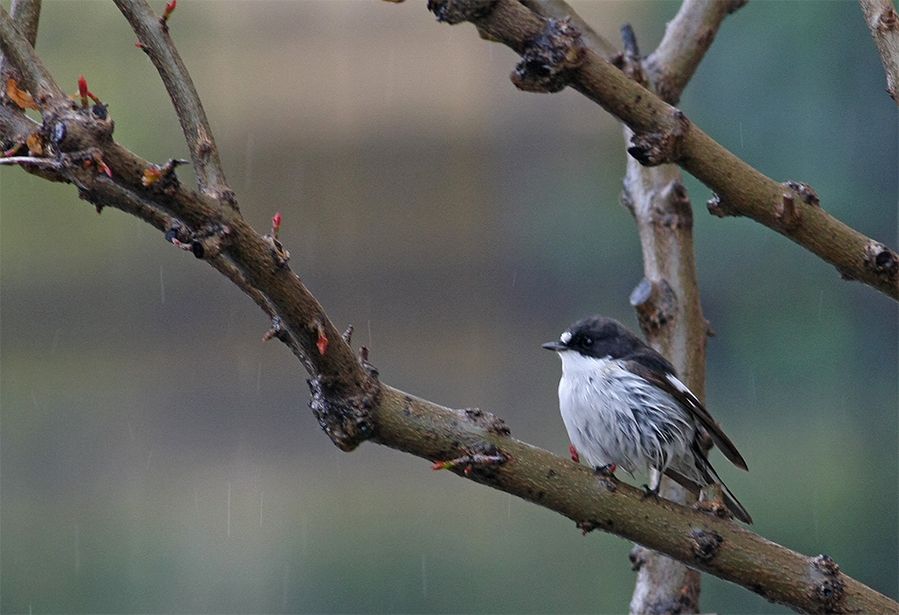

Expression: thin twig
xmin=0 ymin=155 xmax=56 ymax=166
xmin=428 ymin=0 xmax=899 ymax=301
xmin=520 ymin=0 xmax=618 ymax=59
xmin=0 ymin=4 xmax=64 ymax=106
xmin=645 ymin=0 xmax=743 ymax=104
xmin=113 ymin=0 xmax=236 ymax=207
xmin=859 ymin=0 xmax=899 ymax=104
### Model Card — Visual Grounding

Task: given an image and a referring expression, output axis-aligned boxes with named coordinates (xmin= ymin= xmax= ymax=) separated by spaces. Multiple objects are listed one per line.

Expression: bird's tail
xmin=664 ymin=463 xmax=753 ymax=524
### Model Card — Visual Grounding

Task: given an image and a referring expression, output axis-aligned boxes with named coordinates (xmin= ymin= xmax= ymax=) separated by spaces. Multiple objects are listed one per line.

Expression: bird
xmin=542 ymin=315 xmax=752 ymax=524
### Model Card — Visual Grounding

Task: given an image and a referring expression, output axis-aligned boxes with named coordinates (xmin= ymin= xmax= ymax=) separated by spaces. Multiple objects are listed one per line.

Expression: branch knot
xmin=863 ymin=241 xmax=899 ymax=279
xmin=706 ymin=192 xmax=738 ymax=218
xmin=627 ymin=109 xmax=689 ymax=166
xmin=810 ymin=554 xmax=845 ymax=611
xmin=630 ymin=277 xmax=678 ymax=335
xmin=690 ymin=528 xmax=723 ymax=562
xmin=307 ymin=373 xmax=380 ymax=452
xmin=427 ymin=0 xmax=496 ymax=24
xmin=511 ymin=18 xmax=585 ymax=93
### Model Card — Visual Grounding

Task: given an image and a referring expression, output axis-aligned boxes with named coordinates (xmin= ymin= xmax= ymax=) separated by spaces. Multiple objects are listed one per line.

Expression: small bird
xmin=543 ymin=315 xmax=752 ymax=524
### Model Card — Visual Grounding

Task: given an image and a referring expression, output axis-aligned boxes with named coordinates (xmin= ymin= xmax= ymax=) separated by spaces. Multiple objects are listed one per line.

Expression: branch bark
xmin=859 ymin=0 xmax=899 ymax=104
xmin=427 ymin=0 xmax=899 ymax=302
xmin=524 ymin=2 xmax=743 ymax=610
xmin=0 ymin=0 xmax=41 ymax=81
xmin=112 ymin=0 xmax=236 ymax=207
xmin=519 ymin=0 xmax=617 ymax=59
xmin=1 ymin=4 xmax=897 ymax=614
xmin=644 ymin=0 xmax=745 ymax=105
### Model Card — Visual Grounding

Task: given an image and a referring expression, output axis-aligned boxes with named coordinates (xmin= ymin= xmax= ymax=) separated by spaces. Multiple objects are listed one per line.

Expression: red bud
xmin=272 ymin=211 xmax=282 ymax=238
xmin=163 ymin=0 xmax=176 ymax=20
xmin=316 ymin=330 xmax=329 ymax=356
xmin=78 ymin=75 xmax=88 ymax=107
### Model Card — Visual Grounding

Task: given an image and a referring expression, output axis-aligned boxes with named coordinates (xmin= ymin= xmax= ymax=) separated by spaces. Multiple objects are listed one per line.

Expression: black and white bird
xmin=543 ymin=315 xmax=752 ymax=524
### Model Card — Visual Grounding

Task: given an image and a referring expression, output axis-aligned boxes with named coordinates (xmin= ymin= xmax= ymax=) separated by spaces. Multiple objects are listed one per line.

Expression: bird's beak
xmin=542 ymin=341 xmax=567 ymax=351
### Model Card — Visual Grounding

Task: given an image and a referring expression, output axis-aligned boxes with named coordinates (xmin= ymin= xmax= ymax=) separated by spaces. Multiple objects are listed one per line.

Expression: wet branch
xmin=426 ymin=0 xmax=899 ymax=301
xmin=113 ymin=0 xmax=236 ymax=207
xmin=1 ymin=3 xmax=897 ymax=614
xmin=0 ymin=0 xmax=41 ymax=82
xmin=644 ymin=0 xmax=745 ymax=105
xmin=859 ymin=0 xmax=899 ymax=104
xmin=519 ymin=0 xmax=617 ymax=59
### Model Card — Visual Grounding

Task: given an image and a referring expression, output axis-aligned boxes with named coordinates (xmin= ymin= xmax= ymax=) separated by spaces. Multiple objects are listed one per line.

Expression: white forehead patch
xmin=560 ymin=330 xmax=572 ymax=344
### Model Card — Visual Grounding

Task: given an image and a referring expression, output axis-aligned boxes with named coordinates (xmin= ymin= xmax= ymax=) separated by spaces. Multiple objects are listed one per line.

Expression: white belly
xmin=557 ymin=354 xmax=694 ymax=475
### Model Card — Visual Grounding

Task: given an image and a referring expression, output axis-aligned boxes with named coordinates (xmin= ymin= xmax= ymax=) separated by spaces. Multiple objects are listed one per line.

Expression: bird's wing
xmin=623 ymin=359 xmax=748 ymax=471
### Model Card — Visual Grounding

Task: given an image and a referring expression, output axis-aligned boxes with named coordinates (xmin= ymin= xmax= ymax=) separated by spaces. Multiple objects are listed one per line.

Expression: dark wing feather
xmin=623 ymin=357 xmax=748 ymax=471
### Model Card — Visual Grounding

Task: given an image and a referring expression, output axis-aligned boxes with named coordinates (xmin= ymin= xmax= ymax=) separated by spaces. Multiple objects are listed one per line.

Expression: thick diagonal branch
xmin=113 ymin=0 xmax=236 ymax=207
xmin=426 ymin=0 xmax=899 ymax=301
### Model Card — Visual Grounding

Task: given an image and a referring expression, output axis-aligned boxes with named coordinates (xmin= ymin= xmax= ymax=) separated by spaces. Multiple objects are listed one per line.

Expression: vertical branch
xmin=113 ymin=0 xmax=237 ymax=207
xmin=859 ymin=0 xmax=899 ymax=104
xmin=620 ymin=0 xmax=743 ymax=610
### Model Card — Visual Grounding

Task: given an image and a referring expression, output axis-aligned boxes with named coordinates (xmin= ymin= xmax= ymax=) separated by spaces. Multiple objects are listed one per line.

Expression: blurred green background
xmin=1 ymin=1 xmax=896 ymax=613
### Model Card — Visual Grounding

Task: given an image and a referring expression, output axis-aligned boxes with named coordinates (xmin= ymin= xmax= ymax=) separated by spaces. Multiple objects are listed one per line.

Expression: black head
xmin=542 ymin=315 xmax=646 ymax=360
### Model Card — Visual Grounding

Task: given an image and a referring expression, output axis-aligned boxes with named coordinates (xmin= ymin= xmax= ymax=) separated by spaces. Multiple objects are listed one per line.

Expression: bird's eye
xmin=582 ymin=336 xmax=592 ymax=346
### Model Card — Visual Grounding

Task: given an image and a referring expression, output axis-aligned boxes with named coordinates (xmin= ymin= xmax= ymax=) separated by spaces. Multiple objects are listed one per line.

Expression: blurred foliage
xmin=1 ymin=1 xmax=896 ymax=613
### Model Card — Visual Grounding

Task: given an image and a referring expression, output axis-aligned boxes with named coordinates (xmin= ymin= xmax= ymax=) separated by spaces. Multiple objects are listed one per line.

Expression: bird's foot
xmin=593 ymin=463 xmax=617 ymax=477
xmin=641 ymin=483 xmax=660 ymax=500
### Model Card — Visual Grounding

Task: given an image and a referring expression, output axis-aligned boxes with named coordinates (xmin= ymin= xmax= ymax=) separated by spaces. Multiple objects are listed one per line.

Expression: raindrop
xmin=50 ymin=328 xmax=61 ymax=354
xmin=259 ymin=490 xmax=264 ymax=528
xmin=227 ymin=482 xmax=232 ymax=538
xmin=74 ymin=524 xmax=81 ymax=574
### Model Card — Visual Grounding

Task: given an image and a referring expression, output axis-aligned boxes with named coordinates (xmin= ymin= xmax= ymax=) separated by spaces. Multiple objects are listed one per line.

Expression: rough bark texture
xmin=427 ymin=0 xmax=899 ymax=302
xmin=1 ymin=3 xmax=897 ymax=614
xmin=859 ymin=0 xmax=899 ymax=104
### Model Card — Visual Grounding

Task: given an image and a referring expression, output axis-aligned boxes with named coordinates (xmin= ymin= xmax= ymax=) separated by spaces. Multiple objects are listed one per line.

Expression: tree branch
xmin=426 ymin=0 xmax=899 ymax=302
xmin=859 ymin=0 xmax=899 ymax=104
xmin=644 ymin=0 xmax=744 ymax=104
xmin=1 ymin=4 xmax=897 ymax=614
xmin=519 ymin=0 xmax=617 ymax=59
xmin=0 ymin=3 xmax=63 ymax=106
xmin=112 ymin=0 xmax=236 ymax=207
xmin=0 ymin=0 xmax=41 ymax=80
xmin=621 ymin=3 xmax=742 ymax=608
